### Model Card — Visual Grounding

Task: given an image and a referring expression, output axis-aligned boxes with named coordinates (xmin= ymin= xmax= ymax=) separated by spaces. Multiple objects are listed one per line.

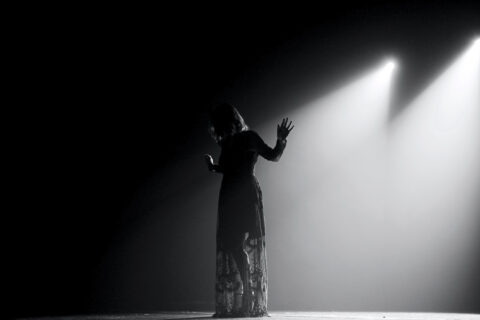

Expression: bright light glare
xmin=385 ymin=59 xmax=397 ymax=71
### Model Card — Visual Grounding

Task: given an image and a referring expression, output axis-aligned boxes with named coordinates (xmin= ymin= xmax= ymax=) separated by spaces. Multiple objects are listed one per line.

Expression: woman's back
xmin=219 ymin=130 xmax=261 ymax=177
xmin=219 ymin=130 xmax=287 ymax=177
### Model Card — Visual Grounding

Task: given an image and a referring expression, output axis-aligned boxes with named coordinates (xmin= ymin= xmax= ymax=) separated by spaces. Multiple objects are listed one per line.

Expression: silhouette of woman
xmin=205 ymin=103 xmax=293 ymax=317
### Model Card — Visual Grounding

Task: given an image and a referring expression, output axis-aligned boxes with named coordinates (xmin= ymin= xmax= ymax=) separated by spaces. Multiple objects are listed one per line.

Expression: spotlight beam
xmin=255 ymin=60 xmax=396 ymax=309
xmin=388 ymin=39 xmax=480 ymax=308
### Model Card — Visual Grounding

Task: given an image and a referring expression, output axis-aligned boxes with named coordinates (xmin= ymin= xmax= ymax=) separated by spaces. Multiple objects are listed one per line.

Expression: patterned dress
xmin=213 ymin=130 xmax=286 ymax=317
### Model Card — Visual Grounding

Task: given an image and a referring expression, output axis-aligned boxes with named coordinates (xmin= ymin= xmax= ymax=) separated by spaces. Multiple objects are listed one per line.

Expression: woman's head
xmin=209 ymin=103 xmax=248 ymax=143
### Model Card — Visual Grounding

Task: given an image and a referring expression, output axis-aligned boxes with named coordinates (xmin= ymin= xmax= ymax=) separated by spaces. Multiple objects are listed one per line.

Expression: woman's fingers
xmin=279 ymin=118 xmax=293 ymax=133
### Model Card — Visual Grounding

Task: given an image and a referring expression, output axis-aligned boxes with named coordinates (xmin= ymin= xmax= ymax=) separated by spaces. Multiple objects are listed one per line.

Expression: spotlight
xmin=385 ymin=59 xmax=397 ymax=71
xmin=474 ymin=37 xmax=480 ymax=47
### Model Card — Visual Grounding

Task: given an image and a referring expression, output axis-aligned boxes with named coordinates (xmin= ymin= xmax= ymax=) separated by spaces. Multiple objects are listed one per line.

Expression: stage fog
xmin=92 ymin=38 xmax=480 ymax=313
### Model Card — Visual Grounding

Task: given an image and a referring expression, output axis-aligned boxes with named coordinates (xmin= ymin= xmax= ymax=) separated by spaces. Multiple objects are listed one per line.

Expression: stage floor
xmin=20 ymin=311 xmax=480 ymax=320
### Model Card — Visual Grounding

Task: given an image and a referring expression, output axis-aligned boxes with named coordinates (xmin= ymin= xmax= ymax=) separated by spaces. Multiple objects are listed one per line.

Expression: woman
xmin=205 ymin=103 xmax=293 ymax=317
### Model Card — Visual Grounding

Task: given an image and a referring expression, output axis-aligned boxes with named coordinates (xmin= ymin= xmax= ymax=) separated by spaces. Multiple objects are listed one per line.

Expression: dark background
xmin=7 ymin=2 xmax=480 ymax=318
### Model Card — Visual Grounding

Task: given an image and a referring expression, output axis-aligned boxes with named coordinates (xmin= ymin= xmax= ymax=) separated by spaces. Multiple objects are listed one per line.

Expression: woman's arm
xmin=255 ymin=137 xmax=287 ymax=162
xmin=250 ymin=118 xmax=294 ymax=162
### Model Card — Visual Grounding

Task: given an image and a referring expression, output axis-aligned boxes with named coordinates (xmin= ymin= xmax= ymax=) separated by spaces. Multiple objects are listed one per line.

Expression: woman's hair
xmin=209 ymin=103 xmax=248 ymax=144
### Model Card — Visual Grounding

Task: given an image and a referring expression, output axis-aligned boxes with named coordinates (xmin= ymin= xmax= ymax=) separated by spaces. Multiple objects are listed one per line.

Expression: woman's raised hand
xmin=277 ymin=117 xmax=294 ymax=141
xmin=204 ymin=154 xmax=215 ymax=172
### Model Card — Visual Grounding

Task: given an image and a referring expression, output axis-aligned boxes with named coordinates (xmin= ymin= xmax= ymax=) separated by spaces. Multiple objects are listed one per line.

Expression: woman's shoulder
xmin=236 ymin=130 xmax=263 ymax=148
xmin=238 ymin=129 xmax=260 ymax=138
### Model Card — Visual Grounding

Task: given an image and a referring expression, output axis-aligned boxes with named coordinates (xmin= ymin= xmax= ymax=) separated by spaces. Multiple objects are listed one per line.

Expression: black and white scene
xmin=7 ymin=2 xmax=480 ymax=320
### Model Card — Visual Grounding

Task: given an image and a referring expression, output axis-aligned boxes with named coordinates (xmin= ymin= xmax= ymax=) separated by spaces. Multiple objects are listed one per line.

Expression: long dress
xmin=214 ymin=130 xmax=286 ymax=317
